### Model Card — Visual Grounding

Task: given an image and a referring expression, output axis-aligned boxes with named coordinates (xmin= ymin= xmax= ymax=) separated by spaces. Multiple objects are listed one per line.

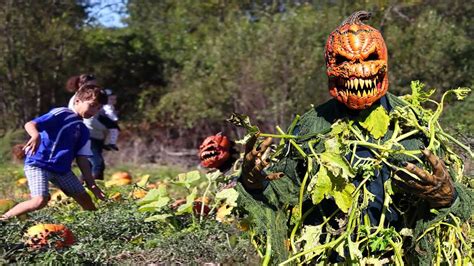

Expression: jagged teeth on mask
xmin=363 ymin=90 xmax=368 ymax=97
xmin=355 ymin=79 xmax=359 ymax=89
xmin=357 ymin=90 xmax=361 ymax=97
xmin=365 ymin=80 xmax=371 ymax=88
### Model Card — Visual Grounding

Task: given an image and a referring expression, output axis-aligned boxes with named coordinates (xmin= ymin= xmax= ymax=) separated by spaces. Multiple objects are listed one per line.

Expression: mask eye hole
xmin=366 ymin=52 xmax=379 ymax=61
xmin=335 ymin=55 xmax=348 ymax=65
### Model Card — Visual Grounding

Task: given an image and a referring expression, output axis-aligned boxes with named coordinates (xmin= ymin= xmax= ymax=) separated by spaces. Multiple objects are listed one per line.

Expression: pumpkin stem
xmin=341 ymin=10 xmax=372 ymax=26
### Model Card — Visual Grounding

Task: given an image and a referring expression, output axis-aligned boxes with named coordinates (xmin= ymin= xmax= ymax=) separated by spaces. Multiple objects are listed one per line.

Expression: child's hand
xmin=23 ymin=135 xmax=41 ymax=156
xmin=89 ymin=184 xmax=106 ymax=201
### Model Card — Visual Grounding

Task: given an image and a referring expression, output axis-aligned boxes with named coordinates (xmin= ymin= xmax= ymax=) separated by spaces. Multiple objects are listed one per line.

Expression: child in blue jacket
xmin=1 ymin=84 xmax=107 ymax=220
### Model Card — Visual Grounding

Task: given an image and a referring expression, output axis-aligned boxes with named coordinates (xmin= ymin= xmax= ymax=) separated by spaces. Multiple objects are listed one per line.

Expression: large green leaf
xmin=215 ymin=188 xmax=239 ymax=207
xmin=332 ymin=183 xmax=355 ymax=213
xmin=138 ymin=196 xmax=170 ymax=212
xmin=359 ymin=105 xmax=390 ymax=139
xmin=320 ymin=151 xmax=355 ymax=180
xmin=137 ymin=186 xmax=168 ymax=205
xmin=309 ymin=165 xmax=332 ymax=205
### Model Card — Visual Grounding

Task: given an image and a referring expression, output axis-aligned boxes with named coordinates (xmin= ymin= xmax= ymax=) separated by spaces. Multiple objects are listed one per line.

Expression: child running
xmin=0 ymin=84 xmax=107 ymax=221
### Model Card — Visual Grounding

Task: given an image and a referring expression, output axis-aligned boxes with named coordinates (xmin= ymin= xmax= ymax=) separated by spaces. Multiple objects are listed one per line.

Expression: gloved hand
xmin=393 ymin=147 xmax=456 ymax=208
xmin=241 ymin=134 xmax=284 ymax=190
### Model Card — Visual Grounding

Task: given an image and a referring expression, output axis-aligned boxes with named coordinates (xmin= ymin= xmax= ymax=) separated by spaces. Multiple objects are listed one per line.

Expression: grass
xmin=0 ymin=163 xmax=257 ymax=264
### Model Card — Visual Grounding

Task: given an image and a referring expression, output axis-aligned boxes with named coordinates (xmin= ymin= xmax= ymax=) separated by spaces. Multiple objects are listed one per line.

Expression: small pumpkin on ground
xmin=106 ymin=171 xmax=133 ymax=187
xmin=131 ymin=189 xmax=147 ymax=199
xmin=0 ymin=199 xmax=17 ymax=214
xmin=25 ymin=224 xmax=75 ymax=249
xmin=16 ymin=177 xmax=28 ymax=186
xmin=48 ymin=190 xmax=71 ymax=206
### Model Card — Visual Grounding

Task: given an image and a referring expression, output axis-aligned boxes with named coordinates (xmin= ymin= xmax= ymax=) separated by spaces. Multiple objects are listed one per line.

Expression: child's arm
xmin=23 ymin=121 xmax=41 ymax=155
xmin=76 ymin=156 xmax=106 ymax=200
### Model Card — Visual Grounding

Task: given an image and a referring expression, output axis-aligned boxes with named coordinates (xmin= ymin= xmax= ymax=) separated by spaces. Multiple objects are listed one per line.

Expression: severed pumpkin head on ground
xmin=325 ymin=11 xmax=388 ymax=110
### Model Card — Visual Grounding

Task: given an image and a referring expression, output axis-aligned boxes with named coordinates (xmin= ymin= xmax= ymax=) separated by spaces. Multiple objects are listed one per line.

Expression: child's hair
xmin=75 ymin=84 xmax=108 ymax=105
xmin=65 ymin=74 xmax=97 ymax=93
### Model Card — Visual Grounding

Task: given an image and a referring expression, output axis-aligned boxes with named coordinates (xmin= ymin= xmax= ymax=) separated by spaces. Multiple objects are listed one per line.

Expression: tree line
xmin=0 ymin=0 xmax=472 ymax=151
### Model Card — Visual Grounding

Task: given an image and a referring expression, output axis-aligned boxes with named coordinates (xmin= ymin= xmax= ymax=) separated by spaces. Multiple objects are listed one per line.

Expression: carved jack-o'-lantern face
xmin=25 ymin=224 xmax=75 ymax=249
xmin=198 ymin=133 xmax=231 ymax=169
xmin=325 ymin=11 xmax=388 ymax=110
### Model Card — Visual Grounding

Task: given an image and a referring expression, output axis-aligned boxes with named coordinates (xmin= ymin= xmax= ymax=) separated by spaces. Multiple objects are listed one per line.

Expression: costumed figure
xmin=234 ymin=11 xmax=473 ymax=265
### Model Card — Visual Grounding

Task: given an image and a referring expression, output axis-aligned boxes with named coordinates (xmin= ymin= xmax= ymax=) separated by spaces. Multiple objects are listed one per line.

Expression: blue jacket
xmin=25 ymin=107 xmax=91 ymax=174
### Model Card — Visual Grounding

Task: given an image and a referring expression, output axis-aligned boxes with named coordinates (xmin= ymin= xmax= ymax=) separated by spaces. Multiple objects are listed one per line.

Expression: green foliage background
xmin=0 ymin=0 xmax=472 ymax=150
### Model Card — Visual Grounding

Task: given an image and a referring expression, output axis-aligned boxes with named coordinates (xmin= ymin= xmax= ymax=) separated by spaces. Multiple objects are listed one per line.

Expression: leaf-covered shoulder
xmin=295 ymin=99 xmax=338 ymax=136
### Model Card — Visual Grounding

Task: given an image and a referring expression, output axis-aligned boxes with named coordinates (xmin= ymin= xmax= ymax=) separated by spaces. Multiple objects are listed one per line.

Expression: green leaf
xmin=144 ymin=214 xmax=172 ymax=222
xmin=359 ymin=105 xmax=390 ymax=139
xmin=296 ymin=225 xmax=323 ymax=261
xmin=174 ymin=170 xmax=202 ymax=188
xmin=323 ymin=137 xmax=341 ymax=154
xmin=136 ymin=174 xmax=150 ymax=187
xmin=138 ymin=196 xmax=170 ymax=212
xmin=452 ymin=87 xmax=471 ymax=100
xmin=308 ymin=165 xmax=332 ymax=205
xmin=137 ymin=186 xmax=168 ymax=205
xmin=215 ymin=188 xmax=239 ymax=207
xmin=330 ymin=120 xmax=350 ymax=137
xmin=320 ymin=151 xmax=355 ymax=180
xmin=332 ymin=182 xmax=355 ymax=213
xmin=176 ymin=188 xmax=197 ymax=215
xmin=226 ymin=112 xmax=259 ymax=133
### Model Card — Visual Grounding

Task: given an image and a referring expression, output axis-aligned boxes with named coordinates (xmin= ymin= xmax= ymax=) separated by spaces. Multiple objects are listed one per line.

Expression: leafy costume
xmin=234 ymin=11 xmax=473 ymax=265
xmin=236 ymin=91 xmax=473 ymax=264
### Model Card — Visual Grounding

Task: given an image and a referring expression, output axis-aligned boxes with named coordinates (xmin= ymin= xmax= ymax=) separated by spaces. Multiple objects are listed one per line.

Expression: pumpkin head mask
xmin=198 ymin=133 xmax=231 ymax=169
xmin=325 ymin=11 xmax=388 ymax=110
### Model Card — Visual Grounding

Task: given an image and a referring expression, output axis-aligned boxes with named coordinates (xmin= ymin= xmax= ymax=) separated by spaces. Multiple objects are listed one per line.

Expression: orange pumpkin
xmin=49 ymin=190 xmax=69 ymax=205
xmin=131 ymin=189 xmax=147 ymax=199
xmin=25 ymin=224 xmax=75 ymax=249
xmin=325 ymin=11 xmax=389 ymax=110
xmin=110 ymin=192 xmax=123 ymax=201
xmin=106 ymin=171 xmax=132 ymax=186
xmin=0 ymin=199 xmax=16 ymax=214
xmin=16 ymin=177 xmax=28 ymax=186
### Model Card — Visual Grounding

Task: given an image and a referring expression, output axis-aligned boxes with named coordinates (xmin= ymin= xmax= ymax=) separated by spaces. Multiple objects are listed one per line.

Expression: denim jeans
xmin=89 ymin=138 xmax=105 ymax=179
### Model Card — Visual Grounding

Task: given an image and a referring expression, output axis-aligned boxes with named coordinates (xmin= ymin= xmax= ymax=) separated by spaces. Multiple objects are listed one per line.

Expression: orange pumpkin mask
xmin=325 ymin=11 xmax=388 ymax=110
xmin=25 ymin=224 xmax=75 ymax=249
xmin=198 ymin=133 xmax=231 ymax=169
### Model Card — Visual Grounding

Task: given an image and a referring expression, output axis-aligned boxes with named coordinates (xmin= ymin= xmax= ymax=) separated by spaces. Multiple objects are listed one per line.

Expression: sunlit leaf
xmin=136 ymin=174 xmax=150 ymax=187
xmin=320 ymin=151 xmax=355 ymax=180
xmin=359 ymin=105 xmax=390 ymax=139
xmin=215 ymin=188 xmax=239 ymax=207
xmin=144 ymin=214 xmax=172 ymax=222
xmin=137 ymin=186 xmax=168 ymax=205
xmin=138 ymin=196 xmax=170 ymax=212
xmin=308 ymin=165 xmax=332 ymax=205
xmin=332 ymin=183 xmax=355 ymax=213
